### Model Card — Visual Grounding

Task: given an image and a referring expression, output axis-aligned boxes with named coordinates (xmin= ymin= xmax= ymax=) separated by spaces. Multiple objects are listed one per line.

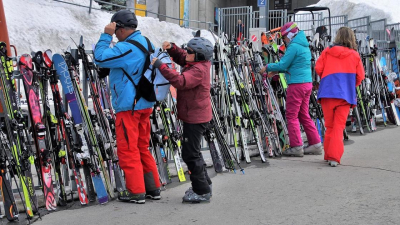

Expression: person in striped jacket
xmin=316 ymin=27 xmax=365 ymax=167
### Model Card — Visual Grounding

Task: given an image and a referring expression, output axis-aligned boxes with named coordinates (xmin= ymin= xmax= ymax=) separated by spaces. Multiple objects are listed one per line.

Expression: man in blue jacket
xmin=260 ymin=22 xmax=322 ymax=157
xmin=94 ymin=10 xmax=161 ymax=203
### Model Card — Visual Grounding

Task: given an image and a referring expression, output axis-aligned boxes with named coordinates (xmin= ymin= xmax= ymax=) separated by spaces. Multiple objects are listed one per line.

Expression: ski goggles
xmin=186 ymin=48 xmax=196 ymax=55
xmin=115 ymin=23 xmax=124 ymax=34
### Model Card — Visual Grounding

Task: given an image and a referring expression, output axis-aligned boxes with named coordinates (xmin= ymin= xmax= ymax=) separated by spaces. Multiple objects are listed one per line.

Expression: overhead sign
xmin=274 ymin=0 xmax=292 ymax=10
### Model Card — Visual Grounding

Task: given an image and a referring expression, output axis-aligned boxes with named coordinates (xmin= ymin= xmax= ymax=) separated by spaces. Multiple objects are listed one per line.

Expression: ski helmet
xmin=187 ymin=37 xmax=214 ymax=61
xmin=111 ymin=10 xmax=138 ymax=28
xmin=281 ymin=22 xmax=299 ymax=37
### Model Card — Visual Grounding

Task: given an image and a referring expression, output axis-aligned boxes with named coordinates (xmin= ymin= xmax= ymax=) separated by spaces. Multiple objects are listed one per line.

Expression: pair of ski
xmin=237 ymin=43 xmax=284 ymax=157
xmin=0 ymin=42 xmax=39 ymax=221
xmin=53 ymin=36 xmax=127 ymax=204
xmin=260 ymin=42 xmax=291 ymax=151
xmin=53 ymin=52 xmax=112 ymax=204
xmin=31 ymin=50 xmax=90 ymax=206
xmin=151 ymin=99 xmax=186 ymax=183
xmin=217 ymin=35 xmax=251 ymax=163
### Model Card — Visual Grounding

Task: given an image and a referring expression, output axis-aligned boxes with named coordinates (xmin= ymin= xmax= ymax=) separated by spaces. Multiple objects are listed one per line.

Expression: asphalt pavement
xmin=6 ymin=122 xmax=400 ymax=225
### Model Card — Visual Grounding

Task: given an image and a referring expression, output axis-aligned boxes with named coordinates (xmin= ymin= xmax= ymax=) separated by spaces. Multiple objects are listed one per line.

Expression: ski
xmin=19 ymin=54 xmax=57 ymax=211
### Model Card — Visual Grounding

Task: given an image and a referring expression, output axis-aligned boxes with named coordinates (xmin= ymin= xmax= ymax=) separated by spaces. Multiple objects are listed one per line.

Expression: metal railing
xmin=322 ymin=15 xmax=347 ymax=42
xmin=52 ymin=0 xmax=215 ymax=30
xmin=218 ymin=6 xmax=253 ymax=41
xmin=370 ymin=19 xmax=387 ymax=41
xmin=252 ymin=10 xmax=287 ymax=31
xmin=290 ymin=12 xmax=323 ymax=38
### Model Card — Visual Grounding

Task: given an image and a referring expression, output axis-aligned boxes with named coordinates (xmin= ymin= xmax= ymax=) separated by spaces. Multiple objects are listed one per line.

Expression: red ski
xmin=19 ymin=54 xmax=57 ymax=211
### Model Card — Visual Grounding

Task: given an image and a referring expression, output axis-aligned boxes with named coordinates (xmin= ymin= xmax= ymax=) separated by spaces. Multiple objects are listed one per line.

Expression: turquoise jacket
xmin=267 ymin=30 xmax=312 ymax=84
xmin=94 ymin=31 xmax=155 ymax=113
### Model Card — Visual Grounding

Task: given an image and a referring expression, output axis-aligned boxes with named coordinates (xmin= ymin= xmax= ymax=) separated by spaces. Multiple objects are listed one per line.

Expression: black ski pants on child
xmin=182 ymin=122 xmax=212 ymax=195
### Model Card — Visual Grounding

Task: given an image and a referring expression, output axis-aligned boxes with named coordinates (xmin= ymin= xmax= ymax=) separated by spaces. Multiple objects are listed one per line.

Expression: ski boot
xmin=146 ymin=189 xmax=161 ymax=200
xmin=185 ymin=184 xmax=212 ymax=197
xmin=282 ymin=146 xmax=304 ymax=157
xmin=304 ymin=143 xmax=323 ymax=155
xmin=118 ymin=190 xmax=145 ymax=204
xmin=328 ymin=160 xmax=338 ymax=167
xmin=182 ymin=191 xmax=211 ymax=204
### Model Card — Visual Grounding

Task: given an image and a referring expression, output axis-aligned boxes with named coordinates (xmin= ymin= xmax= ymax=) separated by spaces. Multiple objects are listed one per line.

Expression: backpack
xmin=123 ymin=37 xmax=172 ymax=110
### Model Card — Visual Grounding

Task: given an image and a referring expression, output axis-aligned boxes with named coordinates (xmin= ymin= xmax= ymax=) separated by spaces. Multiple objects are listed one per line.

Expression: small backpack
xmin=123 ymin=37 xmax=172 ymax=110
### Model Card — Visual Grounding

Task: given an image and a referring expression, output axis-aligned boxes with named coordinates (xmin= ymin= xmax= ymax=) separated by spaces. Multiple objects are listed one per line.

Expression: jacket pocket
xmin=115 ymin=116 xmax=129 ymax=149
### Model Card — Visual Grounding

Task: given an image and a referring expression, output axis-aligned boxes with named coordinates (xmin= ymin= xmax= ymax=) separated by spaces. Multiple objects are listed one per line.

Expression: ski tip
xmin=241 ymin=169 xmax=245 ymax=174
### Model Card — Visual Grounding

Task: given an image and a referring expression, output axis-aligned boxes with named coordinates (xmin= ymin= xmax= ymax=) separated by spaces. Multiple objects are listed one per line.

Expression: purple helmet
xmin=281 ymin=22 xmax=299 ymax=37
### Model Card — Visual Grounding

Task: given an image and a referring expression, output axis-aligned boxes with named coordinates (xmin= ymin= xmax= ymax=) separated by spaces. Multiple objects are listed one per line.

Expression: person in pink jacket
xmin=315 ymin=27 xmax=365 ymax=167
xmin=151 ymin=37 xmax=214 ymax=203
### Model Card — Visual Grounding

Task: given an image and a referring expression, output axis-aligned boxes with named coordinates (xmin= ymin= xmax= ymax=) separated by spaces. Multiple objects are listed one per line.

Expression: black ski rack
xmin=293 ymin=6 xmax=332 ymax=43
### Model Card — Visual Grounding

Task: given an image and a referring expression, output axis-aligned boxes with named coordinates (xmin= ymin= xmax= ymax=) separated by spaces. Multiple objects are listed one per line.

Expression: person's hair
xmin=333 ymin=27 xmax=357 ymax=50
xmin=123 ymin=26 xmax=135 ymax=31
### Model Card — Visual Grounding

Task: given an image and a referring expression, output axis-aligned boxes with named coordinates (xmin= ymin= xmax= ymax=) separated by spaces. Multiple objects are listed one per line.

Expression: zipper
xmin=113 ymin=84 xmax=119 ymax=100
xmin=121 ymin=119 xmax=129 ymax=149
xmin=156 ymin=83 xmax=170 ymax=87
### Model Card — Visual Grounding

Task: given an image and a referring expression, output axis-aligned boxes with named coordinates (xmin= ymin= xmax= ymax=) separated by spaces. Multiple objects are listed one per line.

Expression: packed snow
xmin=3 ymin=0 xmax=215 ymax=56
xmin=316 ymin=0 xmax=400 ymax=23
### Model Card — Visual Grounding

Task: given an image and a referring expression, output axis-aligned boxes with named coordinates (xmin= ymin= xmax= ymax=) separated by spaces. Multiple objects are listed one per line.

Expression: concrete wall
xmin=189 ymin=0 xmax=226 ymax=29
xmin=256 ymin=0 xmax=319 ymax=13
xmin=159 ymin=0 xmax=181 ymax=24
xmin=158 ymin=0 xmax=319 ymax=28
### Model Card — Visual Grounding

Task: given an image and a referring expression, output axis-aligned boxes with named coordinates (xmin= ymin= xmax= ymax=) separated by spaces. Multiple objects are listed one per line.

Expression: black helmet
xmin=111 ymin=10 xmax=138 ymax=28
xmin=187 ymin=37 xmax=213 ymax=61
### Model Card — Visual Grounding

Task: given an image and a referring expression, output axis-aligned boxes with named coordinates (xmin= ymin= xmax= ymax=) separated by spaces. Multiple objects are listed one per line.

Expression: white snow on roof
xmin=3 ymin=0 xmax=215 ymax=55
xmin=2 ymin=0 xmax=398 ymax=56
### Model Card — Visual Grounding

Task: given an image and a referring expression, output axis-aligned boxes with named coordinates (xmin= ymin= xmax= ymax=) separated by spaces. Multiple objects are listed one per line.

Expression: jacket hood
xmin=325 ymin=45 xmax=355 ymax=59
xmin=291 ymin=31 xmax=309 ymax=47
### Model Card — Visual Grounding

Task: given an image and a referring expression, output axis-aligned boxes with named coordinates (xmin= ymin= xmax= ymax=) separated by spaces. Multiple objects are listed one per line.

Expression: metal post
xmin=0 ymin=0 xmax=11 ymax=56
xmin=127 ymin=0 xmax=135 ymax=12
xmin=89 ymin=0 xmax=92 ymax=14
xmin=367 ymin=16 xmax=371 ymax=37
xmin=81 ymin=60 xmax=88 ymax=104
xmin=265 ymin=0 xmax=269 ymax=31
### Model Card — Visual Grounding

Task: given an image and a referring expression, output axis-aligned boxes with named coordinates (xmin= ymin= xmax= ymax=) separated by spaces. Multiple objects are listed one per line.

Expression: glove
xmin=262 ymin=73 xmax=268 ymax=80
xmin=152 ymin=58 xmax=163 ymax=69
xmin=259 ymin=64 xmax=268 ymax=74
xmin=98 ymin=67 xmax=110 ymax=79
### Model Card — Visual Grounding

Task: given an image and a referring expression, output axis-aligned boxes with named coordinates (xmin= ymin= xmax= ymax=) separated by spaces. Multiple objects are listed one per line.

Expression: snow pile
xmin=3 ymin=0 xmax=398 ymax=55
xmin=3 ymin=0 xmax=215 ymax=55
xmin=316 ymin=0 xmax=400 ymax=23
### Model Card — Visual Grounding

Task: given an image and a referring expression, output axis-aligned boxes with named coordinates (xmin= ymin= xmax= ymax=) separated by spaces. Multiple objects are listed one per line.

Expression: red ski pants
xmin=115 ymin=109 xmax=160 ymax=194
xmin=320 ymin=98 xmax=351 ymax=164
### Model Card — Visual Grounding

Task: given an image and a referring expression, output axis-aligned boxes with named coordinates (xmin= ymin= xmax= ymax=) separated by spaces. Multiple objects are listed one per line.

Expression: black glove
xmin=152 ymin=59 xmax=163 ymax=69
xmin=98 ymin=67 xmax=110 ymax=79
